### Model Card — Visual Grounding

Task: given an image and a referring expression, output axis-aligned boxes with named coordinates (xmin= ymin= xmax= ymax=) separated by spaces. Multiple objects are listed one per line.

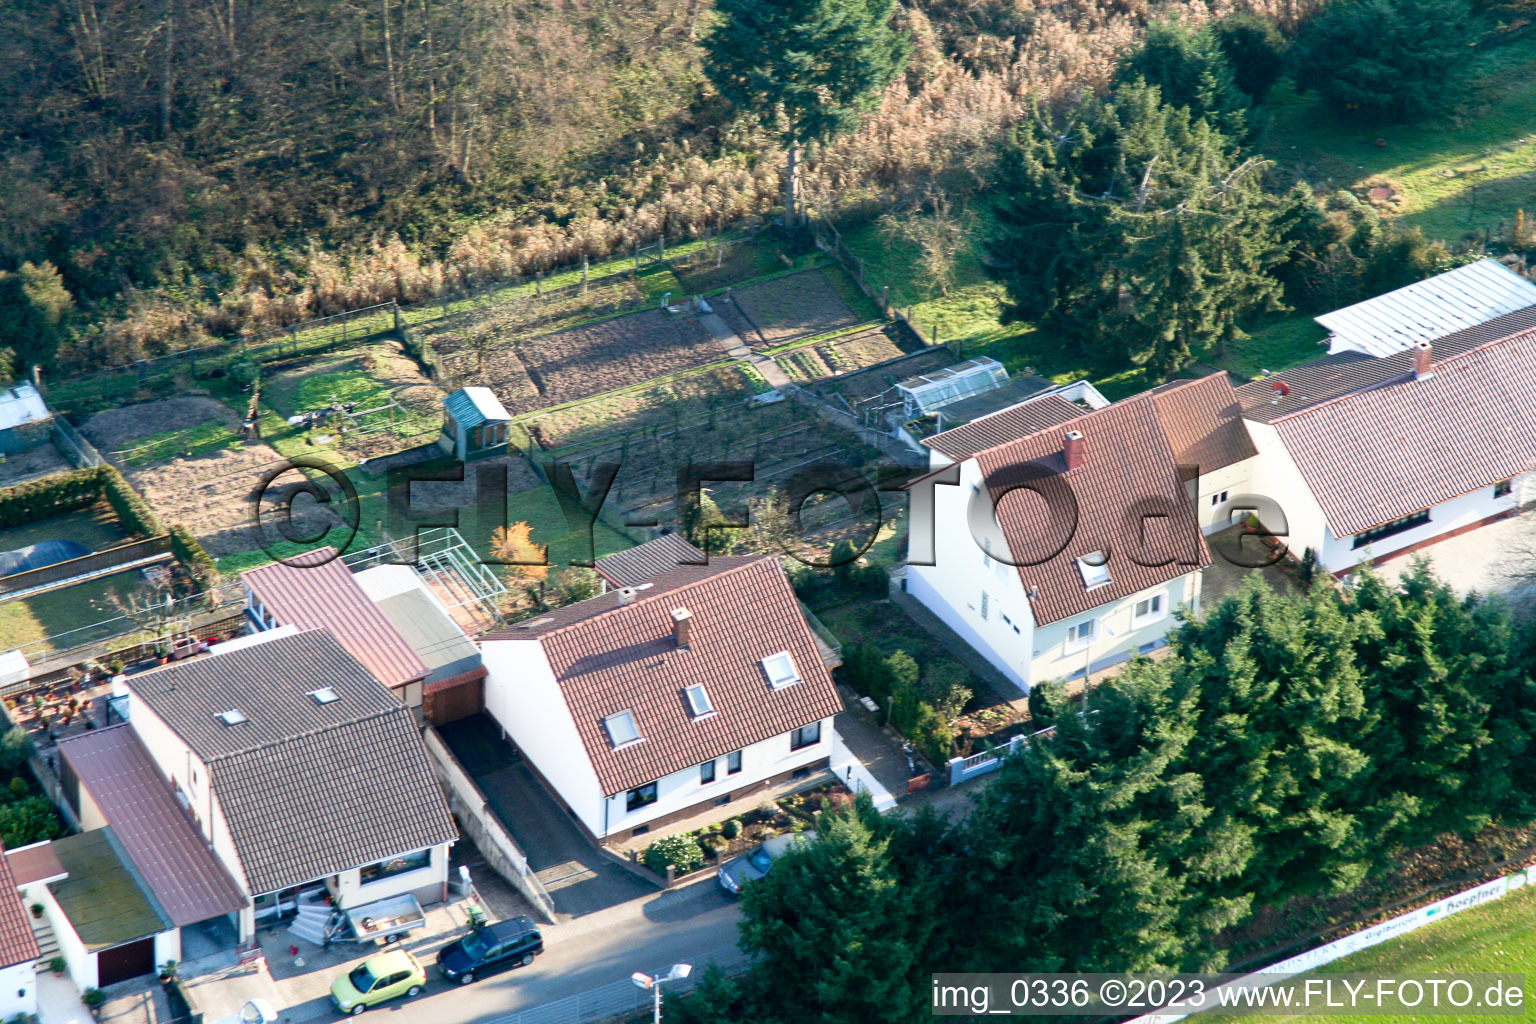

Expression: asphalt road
xmin=308 ymin=879 xmax=745 ymax=1024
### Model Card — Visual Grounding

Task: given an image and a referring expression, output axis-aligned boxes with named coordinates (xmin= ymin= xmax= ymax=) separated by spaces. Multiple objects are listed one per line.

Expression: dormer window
xmin=604 ymin=710 xmax=641 ymax=748
xmin=217 ymin=709 xmax=248 ymax=726
xmin=761 ymin=652 xmax=801 ymax=690
xmin=1076 ymin=552 xmax=1111 ymax=590
xmin=684 ymin=684 xmax=714 ymax=719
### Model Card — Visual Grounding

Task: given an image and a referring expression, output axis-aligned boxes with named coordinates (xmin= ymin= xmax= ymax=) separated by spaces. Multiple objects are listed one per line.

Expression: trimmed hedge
xmin=170 ymin=525 xmax=220 ymax=586
xmin=99 ymin=466 xmax=164 ymax=536
xmin=0 ymin=467 xmax=106 ymax=528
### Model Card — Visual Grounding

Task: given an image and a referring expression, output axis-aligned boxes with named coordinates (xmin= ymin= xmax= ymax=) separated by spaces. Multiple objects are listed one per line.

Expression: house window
xmin=1209 ymin=490 xmax=1229 ymax=507
xmin=1065 ymin=619 xmax=1096 ymax=651
xmin=1076 ymin=552 xmax=1111 ymax=590
xmin=1351 ymin=509 xmax=1431 ymax=549
xmin=700 ymin=761 xmax=717 ymax=785
xmin=790 ymin=722 xmax=822 ymax=751
xmin=1495 ymin=479 xmax=1514 ymax=499
xmin=604 ymin=710 xmax=642 ymax=748
xmin=760 ymin=651 xmax=801 ymax=689
xmin=980 ymin=591 xmax=989 ymax=621
xmin=360 ymin=849 xmax=432 ymax=884
xmin=727 ymin=750 xmax=743 ymax=775
xmin=1132 ymin=594 xmax=1165 ymax=625
xmin=626 ymin=782 xmax=658 ymax=812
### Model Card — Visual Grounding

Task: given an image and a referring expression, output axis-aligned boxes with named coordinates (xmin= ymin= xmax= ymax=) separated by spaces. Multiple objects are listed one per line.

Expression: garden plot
xmin=775 ymin=326 xmax=922 ymax=385
xmin=261 ymin=345 xmax=445 ymax=458
xmin=719 ymin=269 xmax=868 ymax=349
xmin=525 ymin=365 xmax=755 ymax=452
xmin=452 ymin=308 xmax=723 ymax=414
xmin=812 ymin=346 xmax=957 ymax=407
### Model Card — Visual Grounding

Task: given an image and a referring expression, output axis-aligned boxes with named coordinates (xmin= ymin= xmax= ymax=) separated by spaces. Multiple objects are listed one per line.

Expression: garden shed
xmin=438 ymin=387 xmax=512 ymax=461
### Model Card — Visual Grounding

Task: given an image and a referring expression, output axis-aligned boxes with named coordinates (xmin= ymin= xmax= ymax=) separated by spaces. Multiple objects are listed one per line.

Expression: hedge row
xmin=0 ymin=466 xmax=217 ymax=588
xmin=170 ymin=525 xmax=220 ymax=586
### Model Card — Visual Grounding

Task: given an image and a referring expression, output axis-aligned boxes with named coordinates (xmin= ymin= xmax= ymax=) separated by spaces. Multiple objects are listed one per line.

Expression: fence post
xmin=535 ymin=270 xmax=543 ymax=297
xmin=632 ymin=244 xmax=639 ymax=278
xmin=580 ymin=257 xmax=589 ymax=294
xmin=658 ymin=232 xmax=665 ymax=262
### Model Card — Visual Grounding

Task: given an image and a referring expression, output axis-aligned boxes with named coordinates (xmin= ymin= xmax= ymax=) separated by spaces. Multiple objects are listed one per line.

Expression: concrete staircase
xmin=29 ymin=913 xmax=60 ymax=970
xmin=287 ymin=901 xmax=333 ymax=946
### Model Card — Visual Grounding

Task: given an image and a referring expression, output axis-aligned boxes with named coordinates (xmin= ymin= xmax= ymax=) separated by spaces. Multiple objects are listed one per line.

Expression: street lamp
xmin=632 ymin=963 xmax=692 ymax=1024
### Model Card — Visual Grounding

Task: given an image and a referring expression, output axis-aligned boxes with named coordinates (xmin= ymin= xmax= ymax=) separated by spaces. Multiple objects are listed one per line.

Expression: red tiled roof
xmin=487 ymin=557 xmax=843 ymax=796
xmin=1270 ymin=331 xmax=1536 ymax=537
xmin=243 ymin=547 xmax=429 ymax=689
xmin=594 ymin=534 xmax=706 ymax=588
xmin=1149 ymin=373 xmax=1257 ymax=472
xmin=55 ymin=726 xmax=248 ymax=926
xmin=4 ymin=843 xmax=65 ymax=887
xmin=975 ymin=395 xmax=1210 ymax=626
xmin=926 ymin=395 xmax=1083 ymax=461
xmin=0 ymin=845 xmax=39 ymax=968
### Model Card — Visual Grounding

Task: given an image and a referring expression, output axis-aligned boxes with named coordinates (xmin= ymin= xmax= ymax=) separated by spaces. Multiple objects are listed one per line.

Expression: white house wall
xmin=0 ymin=961 xmax=36 ymax=1018
xmin=329 ymin=843 xmax=451 ymax=910
xmin=1193 ymin=456 xmax=1259 ymax=535
xmin=1243 ymin=420 xmax=1329 ymax=562
xmin=906 ymin=458 xmax=1034 ymax=693
xmin=480 ymin=640 xmax=607 ymax=838
xmin=1029 ymin=575 xmax=1199 ymax=684
xmin=602 ymin=717 xmax=835 ymax=837
xmin=25 ymin=883 xmax=92 ymax=992
xmin=1324 ymin=472 xmax=1536 ymax=574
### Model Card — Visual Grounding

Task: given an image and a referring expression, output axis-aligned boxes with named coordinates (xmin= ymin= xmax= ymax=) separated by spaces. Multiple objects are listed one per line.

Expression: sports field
xmin=1207 ymin=882 xmax=1536 ymax=1024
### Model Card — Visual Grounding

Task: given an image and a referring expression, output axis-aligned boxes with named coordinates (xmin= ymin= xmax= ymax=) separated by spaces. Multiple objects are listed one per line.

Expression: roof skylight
xmin=684 ymin=684 xmax=714 ymax=718
xmin=604 ymin=710 xmax=641 ymax=748
xmin=761 ymin=651 xmax=801 ymax=690
xmin=1076 ymin=552 xmax=1111 ymax=590
xmin=308 ymin=687 xmax=339 ymax=705
xmin=217 ymin=709 xmax=249 ymax=726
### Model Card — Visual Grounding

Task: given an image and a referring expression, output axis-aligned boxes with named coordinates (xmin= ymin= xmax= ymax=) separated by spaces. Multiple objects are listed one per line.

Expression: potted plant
xmin=157 ymin=959 xmax=178 ymax=983
xmin=48 ymin=956 xmax=65 ymax=975
xmin=28 ymin=903 xmax=42 ymax=919
xmin=107 ymin=660 xmax=124 ymax=676
xmin=82 ymin=988 xmax=104 ymax=1015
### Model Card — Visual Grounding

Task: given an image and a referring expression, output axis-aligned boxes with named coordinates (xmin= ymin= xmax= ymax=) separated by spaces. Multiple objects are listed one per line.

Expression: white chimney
xmin=617 ymin=587 xmax=638 ymax=606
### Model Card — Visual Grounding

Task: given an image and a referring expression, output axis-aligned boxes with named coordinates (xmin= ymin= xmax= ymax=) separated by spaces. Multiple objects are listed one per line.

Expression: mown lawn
xmin=1264 ymin=32 xmax=1536 ymax=247
xmin=1208 ymin=881 xmax=1536 ymax=1024
xmin=1217 ymin=315 xmax=1330 ymax=380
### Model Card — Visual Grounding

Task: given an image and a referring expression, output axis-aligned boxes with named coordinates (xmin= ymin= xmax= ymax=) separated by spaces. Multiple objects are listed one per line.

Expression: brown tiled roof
xmin=1150 ymin=373 xmax=1257 ymax=472
xmin=486 ymin=557 xmax=843 ymax=796
xmin=1236 ymin=305 xmax=1536 ymax=423
xmin=926 ymin=395 xmax=1083 ymax=461
xmin=127 ymin=630 xmax=458 ymax=896
xmin=4 ymin=842 xmax=65 ymax=886
xmin=594 ymin=534 xmax=706 ymax=587
xmin=1270 ymin=330 xmax=1536 ymax=537
xmin=976 ymin=396 xmax=1210 ymax=626
xmin=243 ymin=547 xmax=428 ymax=689
xmin=0 ymin=844 xmax=38 ymax=968
xmin=55 ymin=726 xmax=247 ymax=926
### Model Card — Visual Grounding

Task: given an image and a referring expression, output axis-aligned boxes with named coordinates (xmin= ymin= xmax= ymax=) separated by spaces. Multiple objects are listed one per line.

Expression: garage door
xmin=424 ymin=667 xmax=486 ymax=726
xmin=96 ymin=937 xmax=154 ymax=987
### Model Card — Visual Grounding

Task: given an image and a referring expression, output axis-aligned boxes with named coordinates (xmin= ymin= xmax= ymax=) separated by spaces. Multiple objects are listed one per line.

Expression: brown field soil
xmin=814 ymin=346 xmax=957 ymax=406
xmin=720 ymin=269 xmax=865 ymax=349
xmin=525 ymin=365 xmax=753 ymax=451
xmin=454 ymin=308 xmax=724 ymax=415
xmin=774 ymin=325 xmax=918 ymax=384
xmin=81 ymin=396 xmax=336 ymax=558
xmin=0 ymin=443 xmax=73 ymax=488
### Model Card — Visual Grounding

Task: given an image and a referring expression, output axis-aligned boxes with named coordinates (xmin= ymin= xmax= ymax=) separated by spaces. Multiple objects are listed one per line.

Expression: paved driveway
xmin=437 ymin=716 xmax=657 ymax=920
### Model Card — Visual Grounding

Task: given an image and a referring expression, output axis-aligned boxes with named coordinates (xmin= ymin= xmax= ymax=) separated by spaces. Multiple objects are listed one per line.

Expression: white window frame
xmin=683 ymin=684 xmax=714 ymax=719
xmin=1064 ymin=619 xmax=1096 ymax=652
xmin=1132 ymin=594 xmax=1165 ymax=627
xmin=1076 ymin=552 xmax=1111 ymax=590
xmin=761 ymin=651 xmax=801 ymax=690
xmin=604 ymin=710 xmax=642 ymax=748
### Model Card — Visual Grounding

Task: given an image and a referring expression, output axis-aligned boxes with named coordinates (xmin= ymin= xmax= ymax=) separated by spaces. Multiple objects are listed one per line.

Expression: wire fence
xmin=482 ymin=946 xmax=752 ymax=1024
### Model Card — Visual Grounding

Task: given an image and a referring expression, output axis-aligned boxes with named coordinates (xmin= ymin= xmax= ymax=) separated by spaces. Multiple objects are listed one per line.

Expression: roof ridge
xmin=511 ymin=554 xmax=778 ymax=644
xmin=203 ymin=704 xmax=409 ymax=762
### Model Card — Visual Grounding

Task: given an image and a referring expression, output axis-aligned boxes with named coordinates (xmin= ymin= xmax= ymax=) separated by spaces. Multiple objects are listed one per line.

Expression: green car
xmin=329 ymin=950 xmax=426 ymax=1015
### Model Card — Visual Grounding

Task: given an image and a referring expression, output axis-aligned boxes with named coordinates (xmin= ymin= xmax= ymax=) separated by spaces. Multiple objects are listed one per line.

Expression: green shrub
xmin=170 ymin=525 xmax=219 ymax=587
xmin=0 ymin=797 xmax=64 ymax=848
xmin=721 ymin=819 xmax=741 ymax=840
xmin=82 ymin=989 xmax=104 ymax=1008
xmin=644 ymin=834 xmax=706 ymax=875
xmin=0 ymin=729 xmax=31 ymax=776
xmin=7 ymin=777 xmax=27 ymax=800
xmin=48 ymin=956 xmax=64 ymax=975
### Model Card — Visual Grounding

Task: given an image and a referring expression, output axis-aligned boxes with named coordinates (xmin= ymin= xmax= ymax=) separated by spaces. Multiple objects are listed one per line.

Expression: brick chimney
xmin=671 ymin=607 xmax=693 ymax=648
xmin=1412 ymin=340 xmax=1434 ymax=380
xmin=1063 ymin=430 xmax=1085 ymax=471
